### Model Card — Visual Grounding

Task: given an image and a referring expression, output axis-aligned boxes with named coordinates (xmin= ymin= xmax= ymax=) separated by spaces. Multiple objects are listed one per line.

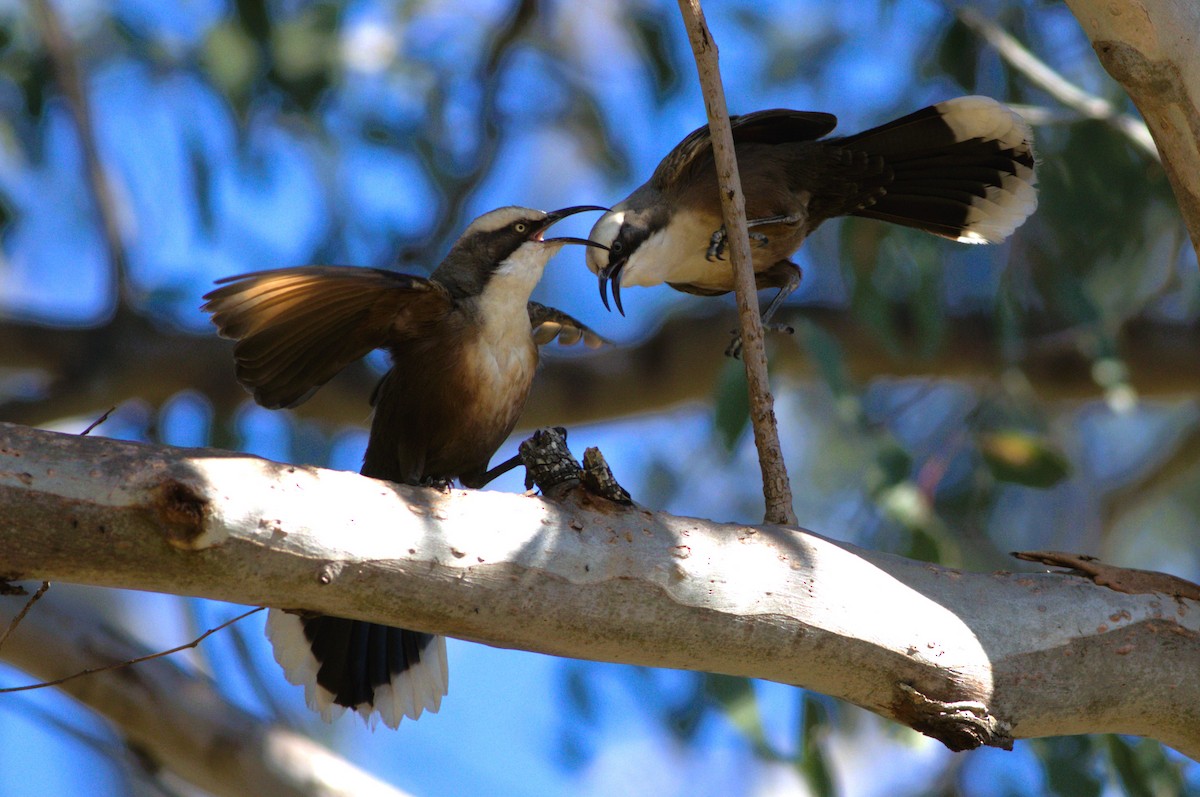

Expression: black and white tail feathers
xmin=840 ymin=96 xmax=1037 ymax=244
xmin=267 ymin=610 xmax=448 ymax=730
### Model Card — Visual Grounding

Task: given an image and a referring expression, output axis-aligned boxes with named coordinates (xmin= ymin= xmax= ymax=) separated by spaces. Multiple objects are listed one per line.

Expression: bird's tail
xmin=202 ymin=266 xmax=439 ymax=409
xmin=838 ymin=96 xmax=1037 ymax=243
xmin=266 ymin=610 xmax=448 ymax=729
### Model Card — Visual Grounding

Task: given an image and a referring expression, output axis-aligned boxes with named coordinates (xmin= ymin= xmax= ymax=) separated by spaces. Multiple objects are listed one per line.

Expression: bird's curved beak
xmin=533 ymin=205 xmax=610 ymax=246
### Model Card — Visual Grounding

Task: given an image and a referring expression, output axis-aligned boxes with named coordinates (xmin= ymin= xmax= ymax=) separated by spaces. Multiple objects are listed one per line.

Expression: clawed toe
xmin=724 ymin=321 xmax=794 ymax=359
xmin=706 ymin=227 xmax=728 ymax=261
xmin=707 ymin=227 xmax=772 ymax=261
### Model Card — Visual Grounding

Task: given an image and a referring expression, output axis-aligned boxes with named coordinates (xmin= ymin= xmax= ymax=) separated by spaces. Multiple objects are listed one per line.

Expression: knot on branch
xmin=581 ymin=447 xmax=632 ymax=505
xmin=519 ymin=428 xmax=633 ymax=505
xmin=894 ymin=683 xmax=1012 ymax=752
xmin=519 ymin=428 xmax=582 ymax=497
xmin=152 ymin=479 xmax=218 ymax=550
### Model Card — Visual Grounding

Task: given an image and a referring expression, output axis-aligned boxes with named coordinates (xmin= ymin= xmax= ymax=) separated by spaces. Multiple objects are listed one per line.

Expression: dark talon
xmin=611 ymin=275 xmax=624 ymax=316
xmin=598 ymin=273 xmax=611 ymax=312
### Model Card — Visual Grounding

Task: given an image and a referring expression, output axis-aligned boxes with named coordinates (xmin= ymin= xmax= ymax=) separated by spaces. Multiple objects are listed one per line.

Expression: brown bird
xmin=587 ymin=96 xmax=1037 ymax=326
xmin=202 ymin=204 xmax=606 ymax=728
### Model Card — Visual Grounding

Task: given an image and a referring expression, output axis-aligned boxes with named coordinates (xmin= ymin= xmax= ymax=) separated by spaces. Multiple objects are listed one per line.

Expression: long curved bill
xmin=534 ymin=205 xmax=610 ymax=240
xmin=544 ymin=235 xmax=609 ymax=249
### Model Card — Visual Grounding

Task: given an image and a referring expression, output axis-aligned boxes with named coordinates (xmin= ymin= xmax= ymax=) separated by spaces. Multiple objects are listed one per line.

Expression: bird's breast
xmin=458 ymin=306 xmax=538 ymax=431
xmin=620 ymin=209 xmax=722 ymax=289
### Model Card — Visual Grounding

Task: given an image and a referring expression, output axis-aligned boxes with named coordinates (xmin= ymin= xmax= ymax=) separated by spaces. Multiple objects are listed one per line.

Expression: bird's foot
xmin=706 ymin=227 xmax=727 ymax=261
xmin=725 ymin=322 xmax=795 ymax=359
xmin=706 ymin=227 xmax=771 ymax=261
xmin=421 ymin=476 xmax=455 ymax=493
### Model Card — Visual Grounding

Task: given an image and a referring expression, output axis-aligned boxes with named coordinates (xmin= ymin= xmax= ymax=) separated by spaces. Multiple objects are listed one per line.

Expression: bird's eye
xmin=612 ymin=241 xmax=623 ymax=253
xmin=514 ymin=223 xmax=528 ymax=233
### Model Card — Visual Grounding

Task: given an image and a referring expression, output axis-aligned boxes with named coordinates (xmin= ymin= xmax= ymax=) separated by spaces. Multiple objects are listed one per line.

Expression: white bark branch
xmin=1064 ymin=0 xmax=1200 ymax=262
xmin=0 ymin=589 xmax=412 ymax=797
xmin=1 ymin=422 xmax=1198 ymax=760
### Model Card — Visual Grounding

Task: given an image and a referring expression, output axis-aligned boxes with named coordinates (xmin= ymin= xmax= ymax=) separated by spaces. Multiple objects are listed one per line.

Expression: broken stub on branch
xmin=518 ymin=427 xmax=632 ymax=505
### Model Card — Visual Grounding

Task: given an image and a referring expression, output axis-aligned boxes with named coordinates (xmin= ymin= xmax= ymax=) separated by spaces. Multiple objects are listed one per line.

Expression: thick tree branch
xmin=1064 ymin=0 xmax=1200 ymax=263
xmin=676 ymin=0 xmax=796 ymax=525
xmin=1 ymin=423 xmax=1198 ymax=759
xmin=0 ymin=590 xmax=411 ymax=797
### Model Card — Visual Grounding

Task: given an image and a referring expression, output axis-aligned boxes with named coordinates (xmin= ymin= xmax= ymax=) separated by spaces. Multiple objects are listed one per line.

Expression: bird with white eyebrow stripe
xmin=587 ymin=96 xmax=1037 ymax=351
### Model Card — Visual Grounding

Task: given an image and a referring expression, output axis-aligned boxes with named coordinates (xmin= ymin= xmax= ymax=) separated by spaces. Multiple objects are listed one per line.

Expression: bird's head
xmin=435 ymin=205 xmax=608 ymax=301
xmin=586 ymin=205 xmax=664 ymax=315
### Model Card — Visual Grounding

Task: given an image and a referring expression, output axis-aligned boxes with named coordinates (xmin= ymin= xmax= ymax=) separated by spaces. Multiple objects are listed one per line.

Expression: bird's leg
xmin=705 ymin=214 xmax=803 ymax=261
xmin=460 ymin=454 xmax=523 ymax=489
xmin=725 ymin=260 xmax=802 ymax=358
xmin=462 ymin=427 xmax=571 ymax=489
xmin=759 ymin=260 xmax=802 ymax=328
xmin=421 ymin=476 xmax=456 ymax=493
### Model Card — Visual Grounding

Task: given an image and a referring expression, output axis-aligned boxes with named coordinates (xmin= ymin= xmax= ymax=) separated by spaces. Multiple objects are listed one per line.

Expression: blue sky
xmin=2 ymin=0 xmax=1197 ymax=795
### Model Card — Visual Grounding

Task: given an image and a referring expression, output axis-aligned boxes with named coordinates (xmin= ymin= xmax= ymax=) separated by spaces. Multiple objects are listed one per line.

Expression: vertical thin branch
xmin=675 ymin=0 xmax=796 ymax=525
xmin=30 ymin=0 xmax=132 ymax=309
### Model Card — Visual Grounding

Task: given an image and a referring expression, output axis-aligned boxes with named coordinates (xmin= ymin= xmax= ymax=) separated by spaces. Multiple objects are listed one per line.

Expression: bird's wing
xmin=202 ymin=266 xmax=452 ymax=409
xmin=649 ymin=109 xmax=839 ymax=191
xmin=527 ymin=302 xmax=608 ymax=348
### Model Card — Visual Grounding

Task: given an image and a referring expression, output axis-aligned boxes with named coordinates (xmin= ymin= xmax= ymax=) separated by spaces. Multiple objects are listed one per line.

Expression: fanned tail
xmin=839 ymin=96 xmax=1037 ymax=243
xmin=266 ymin=610 xmax=448 ymax=729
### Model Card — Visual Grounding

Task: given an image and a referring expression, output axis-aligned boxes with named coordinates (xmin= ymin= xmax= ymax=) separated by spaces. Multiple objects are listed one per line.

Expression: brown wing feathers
xmin=202 ymin=266 xmax=448 ymax=409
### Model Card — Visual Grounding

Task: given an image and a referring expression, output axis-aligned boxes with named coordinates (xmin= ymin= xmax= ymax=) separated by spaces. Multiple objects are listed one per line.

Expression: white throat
xmin=620 ymin=212 xmax=719 ymax=289
xmin=484 ymin=244 xmax=555 ymax=310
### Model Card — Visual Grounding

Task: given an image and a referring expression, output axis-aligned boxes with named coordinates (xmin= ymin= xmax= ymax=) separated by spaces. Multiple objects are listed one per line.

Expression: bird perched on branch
xmin=587 ymin=96 xmax=1037 ymax=329
xmin=202 ymin=204 xmax=607 ymax=728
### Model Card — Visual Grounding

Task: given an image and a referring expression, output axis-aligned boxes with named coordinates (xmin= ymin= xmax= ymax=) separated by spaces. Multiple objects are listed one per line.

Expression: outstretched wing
xmin=527 ymin=302 xmax=608 ymax=349
xmin=202 ymin=266 xmax=452 ymax=409
xmin=649 ymin=109 xmax=838 ymax=192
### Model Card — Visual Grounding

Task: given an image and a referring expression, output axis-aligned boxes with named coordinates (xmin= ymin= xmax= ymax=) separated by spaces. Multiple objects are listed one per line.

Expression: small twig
xmin=30 ymin=0 xmax=133 ymax=304
xmin=0 ymin=606 xmax=264 ymax=694
xmin=675 ymin=0 xmax=796 ymax=526
xmin=956 ymin=7 xmax=1159 ymax=161
xmin=80 ymin=406 xmax=116 ymax=436
xmin=399 ymin=0 xmax=538 ymax=267
xmin=0 ymin=581 xmax=50 ymax=654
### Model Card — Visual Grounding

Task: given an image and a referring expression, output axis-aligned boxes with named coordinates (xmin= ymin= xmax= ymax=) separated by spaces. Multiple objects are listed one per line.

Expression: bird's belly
xmin=461 ymin=334 xmax=536 ymax=432
xmin=429 ymin=315 xmax=537 ymax=472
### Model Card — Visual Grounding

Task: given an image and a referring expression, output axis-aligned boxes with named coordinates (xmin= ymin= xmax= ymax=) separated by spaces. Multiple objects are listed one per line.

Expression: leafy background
xmin=1 ymin=0 xmax=1198 ymax=794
